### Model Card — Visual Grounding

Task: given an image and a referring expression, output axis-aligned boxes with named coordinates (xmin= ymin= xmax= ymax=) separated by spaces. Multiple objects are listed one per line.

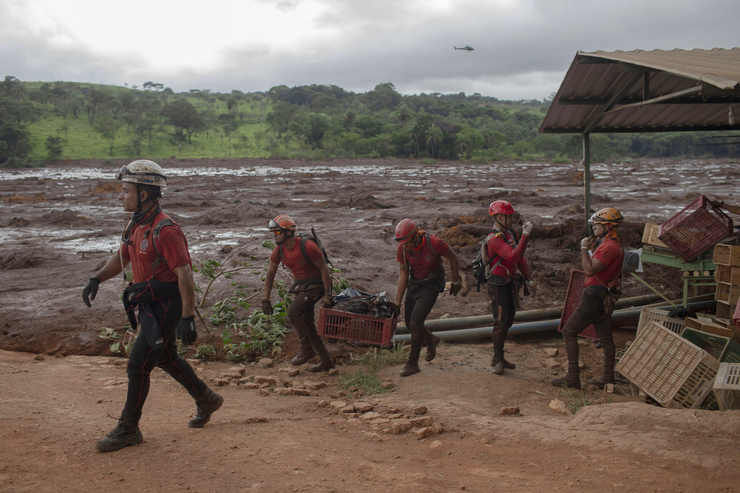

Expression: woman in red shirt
xmin=484 ymin=201 xmax=534 ymax=375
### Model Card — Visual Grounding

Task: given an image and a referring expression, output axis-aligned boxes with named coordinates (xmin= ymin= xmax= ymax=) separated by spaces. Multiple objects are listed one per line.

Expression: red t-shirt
xmin=396 ymin=235 xmax=450 ymax=280
xmin=585 ymin=239 xmax=624 ymax=288
xmin=486 ymin=229 xmax=531 ymax=279
xmin=119 ymin=212 xmax=191 ymax=283
xmin=270 ymin=238 xmax=323 ymax=280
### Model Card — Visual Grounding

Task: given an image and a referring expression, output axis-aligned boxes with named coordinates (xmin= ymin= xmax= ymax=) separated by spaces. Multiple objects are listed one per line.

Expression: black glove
xmin=449 ymin=281 xmax=461 ymax=296
xmin=82 ymin=278 xmax=100 ymax=307
xmin=261 ymin=299 xmax=273 ymax=315
xmin=319 ymin=294 xmax=334 ymax=308
xmin=176 ymin=316 xmax=197 ymax=346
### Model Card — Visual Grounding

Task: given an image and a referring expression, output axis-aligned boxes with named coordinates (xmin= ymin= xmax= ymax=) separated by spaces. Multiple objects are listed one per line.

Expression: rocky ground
xmin=1 ymin=157 xmax=739 ymax=491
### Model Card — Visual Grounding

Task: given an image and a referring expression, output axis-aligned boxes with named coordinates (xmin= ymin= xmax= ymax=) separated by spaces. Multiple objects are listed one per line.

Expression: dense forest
xmin=0 ymin=75 xmax=738 ymax=167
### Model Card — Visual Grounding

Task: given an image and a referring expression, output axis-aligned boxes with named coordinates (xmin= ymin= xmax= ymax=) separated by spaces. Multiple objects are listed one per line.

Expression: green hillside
xmin=1 ymin=76 xmax=737 ymax=167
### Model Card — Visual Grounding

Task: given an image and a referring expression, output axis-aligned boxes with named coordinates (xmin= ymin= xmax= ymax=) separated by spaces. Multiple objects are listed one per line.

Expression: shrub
xmin=420 ymin=158 xmax=436 ymax=164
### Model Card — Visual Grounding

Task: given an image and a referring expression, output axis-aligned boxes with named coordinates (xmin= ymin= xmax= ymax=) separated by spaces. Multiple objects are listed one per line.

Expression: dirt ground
xmin=1 ymin=157 xmax=740 ymax=492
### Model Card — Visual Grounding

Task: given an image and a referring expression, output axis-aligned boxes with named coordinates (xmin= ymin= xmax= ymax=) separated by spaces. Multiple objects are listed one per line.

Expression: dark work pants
xmin=287 ymin=284 xmax=331 ymax=361
xmin=122 ymin=297 xmax=208 ymax=422
xmin=561 ymin=286 xmax=615 ymax=376
xmin=487 ymin=282 xmax=517 ymax=361
xmin=404 ymin=285 xmax=439 ymax=366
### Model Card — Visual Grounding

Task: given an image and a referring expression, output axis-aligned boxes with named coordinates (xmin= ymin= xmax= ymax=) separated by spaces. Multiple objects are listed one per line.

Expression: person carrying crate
xmin=261 ymin=214 xmax=336 ymax=372
xmin=483 ymin=200 xmax=535 ymax=376
xmin=394 ymin=218 xmax=460 ymax=377
xmin=552 ymin=207 xmax=625 ymax=389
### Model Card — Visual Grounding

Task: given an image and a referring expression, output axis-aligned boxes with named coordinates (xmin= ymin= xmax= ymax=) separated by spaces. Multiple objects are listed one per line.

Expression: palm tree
xmin=455 ymin=134 xmax=471 ymax=159
xmin=409 ymin=124 xmax=423 ymax=158
xmin=378 ymin=133 xmax=392 ymax=157
xmin=344 ymin=109 xmax=356 ymax=129
xmin=426 ymin=126 xmax=443 ymax=159
xmin=397 ymin=105 xmax=412 ymax=124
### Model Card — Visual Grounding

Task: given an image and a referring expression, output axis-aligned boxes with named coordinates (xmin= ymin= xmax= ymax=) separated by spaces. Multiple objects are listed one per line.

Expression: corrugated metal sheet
xmin=540 ymin=48 xmax=740 ymax=134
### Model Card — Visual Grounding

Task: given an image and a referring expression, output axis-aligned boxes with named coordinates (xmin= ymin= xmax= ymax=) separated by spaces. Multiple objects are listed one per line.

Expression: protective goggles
xmin=116 ymin=165 xmax=166 ymax=184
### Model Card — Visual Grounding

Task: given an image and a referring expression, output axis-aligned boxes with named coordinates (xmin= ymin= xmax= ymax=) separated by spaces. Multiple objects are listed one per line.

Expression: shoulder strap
xmin=299 ymin=237 xmax=310 ymax=262
xmin=426 ymin=233 xmax=441 ymax=259
xmin=150 ymin=218 xmax=176 ymax=270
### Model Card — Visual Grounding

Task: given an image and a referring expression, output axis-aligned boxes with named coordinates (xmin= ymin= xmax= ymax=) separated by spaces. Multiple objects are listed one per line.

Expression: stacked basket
xmin=713 ymin=244 xmax=740 ymax=334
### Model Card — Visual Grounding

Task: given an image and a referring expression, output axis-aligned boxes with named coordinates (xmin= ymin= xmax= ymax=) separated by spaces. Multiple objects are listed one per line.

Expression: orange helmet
xmin=489 ymin=200 xmax=515 ymax=216
xmin=395 ymin=218 xmax=419 ymax=244
xmin=268 ymin=214 xmax=297 ymax=232
xmin=589 ymin=207 xmax=623 ymax=226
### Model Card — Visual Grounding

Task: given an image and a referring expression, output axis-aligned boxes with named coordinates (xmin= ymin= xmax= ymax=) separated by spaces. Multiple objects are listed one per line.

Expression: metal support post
xmin=583 ymin=133 xmax=591 ymax=236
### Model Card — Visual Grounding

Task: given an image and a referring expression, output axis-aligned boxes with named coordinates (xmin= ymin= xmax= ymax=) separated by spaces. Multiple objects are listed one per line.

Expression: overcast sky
xmin=1 ymin=0 xmax=738 ymax=100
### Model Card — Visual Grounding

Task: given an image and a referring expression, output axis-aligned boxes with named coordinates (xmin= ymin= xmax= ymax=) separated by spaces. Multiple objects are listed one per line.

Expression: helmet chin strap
xmin=493 ymin=216 xmax=507 ymax=232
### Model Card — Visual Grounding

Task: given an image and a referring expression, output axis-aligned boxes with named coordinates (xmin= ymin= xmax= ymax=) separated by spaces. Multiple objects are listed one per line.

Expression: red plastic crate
xmin=658 ymin=195 xmax=733 ymax=261
xmin=558 ymin=269 xmax=596 ymax=339
xmin=318 ymin=307 xmax=396 ymax=346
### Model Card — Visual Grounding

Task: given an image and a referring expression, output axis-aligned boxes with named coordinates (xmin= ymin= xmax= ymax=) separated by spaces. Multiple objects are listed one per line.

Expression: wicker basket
xmin=616 ymin=321 xmax=720 ymax=409
xmin=658 ymin=195 xmax=733 ymax=261
xmin=317 ymin=307 xmax=396 ymax=346
xmin=636 ymin=306 xmax=685 ymax=336
xmin=558 ymin=270 xmax=596 ymax=339
xmin=713 ymin=363 xmax=740 ymax=411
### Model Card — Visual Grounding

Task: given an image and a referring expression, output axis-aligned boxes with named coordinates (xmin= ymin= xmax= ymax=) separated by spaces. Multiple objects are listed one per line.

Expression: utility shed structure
xmin=540 ymin=48 xmax=740 ymax=232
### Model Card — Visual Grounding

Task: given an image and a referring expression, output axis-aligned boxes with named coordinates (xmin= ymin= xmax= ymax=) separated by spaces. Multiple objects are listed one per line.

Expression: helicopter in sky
xmin=454 ymin=45 xmax=474 ymax=51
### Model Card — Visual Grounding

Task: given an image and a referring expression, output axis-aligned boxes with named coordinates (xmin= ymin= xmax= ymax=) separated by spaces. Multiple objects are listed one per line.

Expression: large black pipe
xmin=394 ymin=293 xmax=664 ymax=335
xmin=390 ymin=299 xmax=716 ymax=344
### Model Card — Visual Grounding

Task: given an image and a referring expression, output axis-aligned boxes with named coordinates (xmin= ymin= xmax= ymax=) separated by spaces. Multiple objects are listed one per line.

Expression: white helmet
xmin=116 ymin=160 xmax=167 ymax=187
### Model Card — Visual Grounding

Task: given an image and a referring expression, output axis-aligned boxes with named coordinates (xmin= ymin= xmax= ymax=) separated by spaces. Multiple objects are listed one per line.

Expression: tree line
xmin=1 ymin=76 xmax=738 ymax=167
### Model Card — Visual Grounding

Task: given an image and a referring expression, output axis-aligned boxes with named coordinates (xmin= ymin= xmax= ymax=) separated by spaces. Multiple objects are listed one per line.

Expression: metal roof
xmin=540 ymin=48 xmax=740 ymax=134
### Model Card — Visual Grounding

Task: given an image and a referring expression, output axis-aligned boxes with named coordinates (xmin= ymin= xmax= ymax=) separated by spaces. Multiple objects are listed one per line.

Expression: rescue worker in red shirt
xmin=261 ymin=215 xmax=335 ymax=372
xmin=81 ymin=160 xmax=223 ymax=453
xmin=485 ymin=200 xmax=535 ymax=376
xmin=395 ymin=218 xmax=460 ymax=377
xmin=552 ymin=207 xmax=625 ymax=389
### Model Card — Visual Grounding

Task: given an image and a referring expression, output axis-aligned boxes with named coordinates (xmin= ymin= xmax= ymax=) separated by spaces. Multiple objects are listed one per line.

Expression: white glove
xmin=522 ymin=221 xmax=534 ymax=236
xmin=581 ymin=237 xmax=594 ymax=250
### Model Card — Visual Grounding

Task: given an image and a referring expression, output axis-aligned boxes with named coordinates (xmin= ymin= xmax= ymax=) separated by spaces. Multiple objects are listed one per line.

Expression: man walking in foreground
xmin=82 ymin=160 xmax=223 ymax=452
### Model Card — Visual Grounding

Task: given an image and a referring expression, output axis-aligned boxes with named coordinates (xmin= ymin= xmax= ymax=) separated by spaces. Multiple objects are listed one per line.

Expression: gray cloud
xmin=1 ymin=0 xmax=739 ymax=100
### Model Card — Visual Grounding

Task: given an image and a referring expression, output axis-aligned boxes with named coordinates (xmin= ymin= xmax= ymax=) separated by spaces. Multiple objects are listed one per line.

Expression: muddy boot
xmin=551 ymin=363 xmax=581 ymax=389
xmin=425 ymin=334 xmax=440 ymax=362
xmin=491 ymin=359 xmax=505 ymax=375
xmin=188 ymin=388 xmax=224 ymax=428
xmin=291 ymin=347 xmax=316 ymax=366
xmin=491 ymin=326 xmax=510 ymax=375
xmin=589 ymin=343 xmax=615 ymax=388
xmin=95 ymin=416 xmax=143 ymax=452
xmin=308 ymin=358 xmax=335 ymax=373
xmin=400 ymin=363 xmax=421 ymax=377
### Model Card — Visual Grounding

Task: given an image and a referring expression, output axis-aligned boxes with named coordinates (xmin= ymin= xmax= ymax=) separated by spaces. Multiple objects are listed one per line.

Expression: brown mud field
xmin=1 ymin=158 xmax=740 ymax=492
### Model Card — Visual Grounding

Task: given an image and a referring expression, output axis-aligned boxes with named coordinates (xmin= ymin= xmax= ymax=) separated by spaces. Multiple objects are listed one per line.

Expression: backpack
xmin=149 ymin=218 xmax=178 ymax=270
xmin=471 ymin=229 xmax=517 ymax=292
xmin=279 ymin=227 xmax=333 ymax=269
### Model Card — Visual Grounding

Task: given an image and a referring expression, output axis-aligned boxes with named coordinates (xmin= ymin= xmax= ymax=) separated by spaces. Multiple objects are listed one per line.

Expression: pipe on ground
xmin=395 ymin=293 xmax=665 ymax=335
xmin=390 ymin=299 xmax=716 ymax=344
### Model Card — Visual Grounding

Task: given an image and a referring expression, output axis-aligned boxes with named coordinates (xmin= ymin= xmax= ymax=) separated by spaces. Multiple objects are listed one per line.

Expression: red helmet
xmin=268 ymin=214 xmax=296 ymax=232
xmin=395 ymin=218 xmax=419 ymax=244
xmin=489 ymin=200 xmax=515 ymax=216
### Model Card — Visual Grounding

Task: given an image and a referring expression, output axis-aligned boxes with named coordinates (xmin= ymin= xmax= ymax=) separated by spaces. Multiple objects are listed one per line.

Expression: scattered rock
xmin=430 ymin=423 xmax=443 ymax=435
xmin=305 ymin=381 xmax=327 ymax=390
xmin=288 ymin=369 xmax=300 ymax=377
xmin=548 ymin=399 xmax=571 ymax=415
xmin=410 ymin=416 xmax=434 ymax=428
xmin=213 ymin=378 xmax=229 ymax=386
xmin=186 ymin=358 xmax=201 ymax=366
xmin=329 ymin=401 xmax=347 ymax=411
xmin=274 ymin=388 xmax=293 ymax=396
xmin=544 ymin=348 xmax=558 ymax=357
xmin=317 ymin=400 xmax=329 ymax=407
xmin=369 ymin=418 xmax=391 ymax=426
xmin=606 ymin=383 xmax=615 ymax=394
xmin=229 ymin=366 xmax=246 ymax=375
xmin=293 ymin=388 xmax=312 ymax=396
xmin=500 ymin=407 xmax=520 ymax=416
xmin=255 ymin=376 xmax=277 ymax=386
xmin=391 ymin=419 xmax=414 ymax=434
xmin=328 ymin=368 xmax=338 ymax=376
xmin=381 ymin=382 xmax=394 ymax=390
xmin=430 ymin=440 xmax=442 ymax=449
xmin=360 ymin=412 xmax=381 ymax=421
xmin=259 ymin=358 xmax=274 ymax=367
xmin=415 ymin=427 xmax=436 ymax=439
xmin=33 ymin=354 xmax=45 ymax=361
xmin=353 ymin=402 xmax=374 ymax=413
xmin=411 ymin=405 xmax=427 ymax=415
xmin=339 ymin=405 xmax=355 ymax=414
xmin=546 ymin=359 xmax=560 ymax=369
xmin=258 ymin=389 xmax=271 ymax=396
xmin=221 ymin=372 xmax=242 ymax=380
xmin=241 ymin=382 xmax=260 ymax=389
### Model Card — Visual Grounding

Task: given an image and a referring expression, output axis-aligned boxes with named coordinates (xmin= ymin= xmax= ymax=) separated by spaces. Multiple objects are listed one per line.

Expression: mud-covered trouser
xmin=404 ymin=285 xmax=439 ymax=365
xmin=561 ymin=285 xmax=616 ymax=375
xmin=287 ymin=283 xmax=331 ymax=361
xmin=122 ymin=297 xmax=208 ymax=422
xmin=488 ymin=282 xmax=517 ymax=362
